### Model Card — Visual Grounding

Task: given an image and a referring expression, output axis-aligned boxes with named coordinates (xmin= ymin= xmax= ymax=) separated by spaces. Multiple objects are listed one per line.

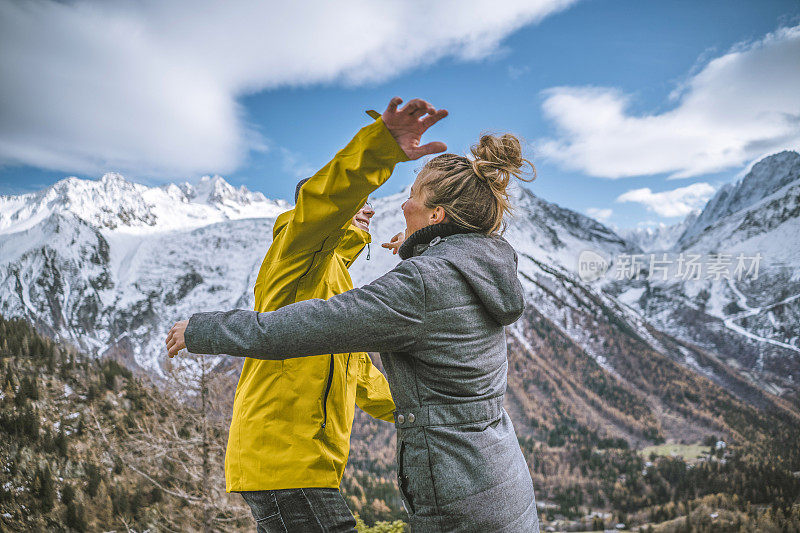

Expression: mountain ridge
xmin=676 ymin=150 xmax=800 ymax=250
xmin=0 ymin=172 xmax=287 ymax=236
xmin=1 ymin=153 xmax=798 ymax=402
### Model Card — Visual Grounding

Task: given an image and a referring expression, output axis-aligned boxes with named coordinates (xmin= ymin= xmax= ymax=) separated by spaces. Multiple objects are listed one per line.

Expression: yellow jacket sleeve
xmin=355 ymin=353 xmax=396 ymax=422
xmin=275 ymin=115 xmax=407 ymax=260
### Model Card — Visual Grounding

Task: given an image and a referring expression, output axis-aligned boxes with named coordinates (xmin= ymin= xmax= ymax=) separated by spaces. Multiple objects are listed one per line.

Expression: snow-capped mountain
xmin=676 ymin=150 xmax=800 ymax=250
xmin=1 ymin=158 xmax=798 ymax=406
xmin=0 ymin=172 xmax=644 ymax=377
xmin=606 ymin=151 xmax=800 ymax=397
xmin=0 ymin=173 xmax=287 ymax=372
xmin=0 ymin=173 xmax=287 ymax=236
xmin=618 ymin=212 xmax=699 ymax=253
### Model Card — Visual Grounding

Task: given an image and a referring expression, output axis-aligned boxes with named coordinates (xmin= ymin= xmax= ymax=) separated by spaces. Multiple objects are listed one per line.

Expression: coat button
xmin=429 ymin=236 xmax=442 ymax=246
xmin=408 ymin=413 xmax=416 ymax=423
xmin=397 ymin=414 xmax=405 ymax=424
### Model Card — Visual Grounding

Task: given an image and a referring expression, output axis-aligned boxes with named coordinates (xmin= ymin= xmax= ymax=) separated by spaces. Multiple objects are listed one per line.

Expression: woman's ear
xmin=430 ymin=206 xmax=448 ymax=225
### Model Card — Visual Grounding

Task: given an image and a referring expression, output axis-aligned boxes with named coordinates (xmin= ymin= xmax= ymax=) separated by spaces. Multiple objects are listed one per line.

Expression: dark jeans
xmin=239 ymin=488 xmax=357 ymax=533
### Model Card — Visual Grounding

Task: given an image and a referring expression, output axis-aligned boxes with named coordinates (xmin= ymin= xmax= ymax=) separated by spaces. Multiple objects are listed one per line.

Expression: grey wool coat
xmin=186 ymin=223 xmax=539 ymax=533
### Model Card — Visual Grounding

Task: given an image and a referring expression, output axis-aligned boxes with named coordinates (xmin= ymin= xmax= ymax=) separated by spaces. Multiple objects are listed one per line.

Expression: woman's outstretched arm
xmin=273 ymin=98 xmax=448 ymax=259
xmin=167 ymin=259 xmax=426 ymax=359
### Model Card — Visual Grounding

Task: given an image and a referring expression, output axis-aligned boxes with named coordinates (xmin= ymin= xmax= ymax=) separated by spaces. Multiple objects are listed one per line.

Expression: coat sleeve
xmin=355 ymin=353 xmax=396 ymax=422
xmin=274 ymin=114 xmax=407 ymax=259
xmin=185 ymin=259 xmax=426 ymax=358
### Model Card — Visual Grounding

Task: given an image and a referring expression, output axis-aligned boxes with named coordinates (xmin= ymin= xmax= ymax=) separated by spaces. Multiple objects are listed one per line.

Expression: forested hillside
xmin=0 ymin=315 xmax=404 ymax=532
xmin=1 ymin=314 xmax=799 ymax=531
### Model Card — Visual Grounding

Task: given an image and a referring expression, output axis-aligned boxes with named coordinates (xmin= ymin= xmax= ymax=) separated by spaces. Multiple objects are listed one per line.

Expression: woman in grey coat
xmin=168 ymin=133 xmax=539 ymax=532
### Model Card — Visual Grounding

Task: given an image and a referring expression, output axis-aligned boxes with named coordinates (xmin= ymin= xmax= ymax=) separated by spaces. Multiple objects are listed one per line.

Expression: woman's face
xmin=402 ymin=177 xmax=440 ymax=237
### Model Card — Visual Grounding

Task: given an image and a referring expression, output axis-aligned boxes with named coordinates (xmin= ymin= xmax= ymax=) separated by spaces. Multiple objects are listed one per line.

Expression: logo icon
xmin=578 ymin=250 xmax=609 ymax=282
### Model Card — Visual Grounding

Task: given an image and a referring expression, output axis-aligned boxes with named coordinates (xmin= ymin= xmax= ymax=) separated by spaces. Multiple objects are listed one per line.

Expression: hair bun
xmin=469 ymin=133 xmax=535 ymax=191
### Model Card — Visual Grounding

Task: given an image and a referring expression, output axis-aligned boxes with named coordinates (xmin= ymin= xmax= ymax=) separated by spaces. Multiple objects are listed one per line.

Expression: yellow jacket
xmin=225 ymin=113 xmax=406 ymax=492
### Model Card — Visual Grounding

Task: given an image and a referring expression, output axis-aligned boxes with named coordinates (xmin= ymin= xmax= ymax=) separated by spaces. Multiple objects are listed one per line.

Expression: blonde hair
xmin=416 ymin=133 xmax=535 ymax=235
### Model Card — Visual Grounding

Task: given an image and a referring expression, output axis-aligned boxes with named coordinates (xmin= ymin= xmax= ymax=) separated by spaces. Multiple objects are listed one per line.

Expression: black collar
xmin=398 ymin=222 xmax=476 ymax=259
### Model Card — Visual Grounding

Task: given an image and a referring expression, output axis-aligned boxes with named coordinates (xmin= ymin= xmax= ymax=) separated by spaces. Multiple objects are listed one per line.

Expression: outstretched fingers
xmin=421 ymin=108 xmax=448 ymax=129
xmin=413 ymin=141 xmax=448 ymax=158
xmin=386 ymin=96 xmax=403 ymax=114
xmin=381 ymin=231 xmax=405 ymax=255
xmin=167 ymin=338 xmax=185 ymax=358
xmin=167 ymin=335 xmax=177 ymax=357
xmin=411 ymin=102 xmax=434 ymax=119
xmin=165 ymin=320 xmax=188 ymax=358
xmin=382 ymin=96 xmax=449 ymax=160
xmin=400 ymin=98 xmax=424 ymax=115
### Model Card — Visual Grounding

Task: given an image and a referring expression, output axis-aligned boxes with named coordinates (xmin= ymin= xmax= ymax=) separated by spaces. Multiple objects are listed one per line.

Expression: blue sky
xmin=1 ymin=0 xmax=799 ymax=231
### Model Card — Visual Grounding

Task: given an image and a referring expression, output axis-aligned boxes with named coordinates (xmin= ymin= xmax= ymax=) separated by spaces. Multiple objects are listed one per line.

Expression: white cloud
xmin=586 ymin=207 xmax=612 ymax=221
xmin=616 ymin=182 xmax=716 ymax=217
xmin=0 ymin=0 xmax=576 ymax=178
xmin=538 ymin=25 xmax=800 ymax=179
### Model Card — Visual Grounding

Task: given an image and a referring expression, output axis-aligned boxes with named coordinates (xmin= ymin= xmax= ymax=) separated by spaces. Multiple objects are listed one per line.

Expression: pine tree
xmin=66 ymin=501 xmax=87 ymax=532
xmin=55 ymin=426 xmax=68 ymax=457
xmin=21 ymin=405 xmax=39 ymax=439
xmin=35 ymin=464 xmax=55 ymax=512
xmin=61 ymin=483 xmax=75 ymax=505
xmin=84 ymin=462 xmax=102 ymax=498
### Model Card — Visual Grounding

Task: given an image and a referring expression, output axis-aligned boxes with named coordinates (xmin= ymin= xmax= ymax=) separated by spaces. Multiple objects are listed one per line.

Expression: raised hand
xmin=382 ymin=97 xmax=448 ymax=160
xmin=381 ymin=231 xmax=406 ymax=255
xmin=166 ymin=319 xmax=189 ymax=358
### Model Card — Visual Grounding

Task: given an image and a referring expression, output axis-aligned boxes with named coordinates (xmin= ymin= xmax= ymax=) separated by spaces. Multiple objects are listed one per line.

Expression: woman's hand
xmin=382 ymin=231 xmax=406 ymax=255
xmin=166 ymin=320 xmax=189 ymax=358
xmin=382 ymin=97 xmax=448 ymax=160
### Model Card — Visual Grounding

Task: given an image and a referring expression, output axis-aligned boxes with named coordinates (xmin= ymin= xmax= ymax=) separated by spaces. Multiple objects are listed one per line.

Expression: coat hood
xmin=403 ymin=224 xmax=525 ymax=326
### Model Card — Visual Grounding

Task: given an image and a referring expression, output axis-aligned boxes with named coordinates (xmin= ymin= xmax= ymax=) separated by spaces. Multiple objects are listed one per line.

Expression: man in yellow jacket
xmin=228 ymin=97 xmax=448 ymax=531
